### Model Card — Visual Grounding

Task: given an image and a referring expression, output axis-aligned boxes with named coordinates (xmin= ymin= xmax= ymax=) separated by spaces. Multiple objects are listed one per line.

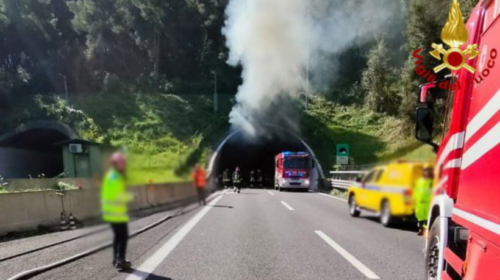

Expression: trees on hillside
xmin=0 ymin=0 xmax=239 ymax=107
xmin=362 ymin=40 xmax=395 ymax=114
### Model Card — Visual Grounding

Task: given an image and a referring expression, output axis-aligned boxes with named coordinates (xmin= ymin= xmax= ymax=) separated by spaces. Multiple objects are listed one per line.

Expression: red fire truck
xmin=415 ymin=1 xmax=500 ymax=279
xmin=274 ymin=152 xmax=312 ymax=192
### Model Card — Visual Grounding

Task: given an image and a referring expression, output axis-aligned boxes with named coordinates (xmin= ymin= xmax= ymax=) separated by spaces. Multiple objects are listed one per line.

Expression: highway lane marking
xmin=125 ymin=195 xmax=224 ymax=280
xmin=318 ymin=192 xmax=347 ymax=202
xmin=280 ymin=201 xmax=294 ymax=211
xmin=315 ymin=231 xmax=380 ymax=279
xmin=268 ymin=191 xmax=275 ymax=196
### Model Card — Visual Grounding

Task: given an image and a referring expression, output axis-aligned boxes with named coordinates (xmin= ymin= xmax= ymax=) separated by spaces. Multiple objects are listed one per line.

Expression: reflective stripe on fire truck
xmin=444 ymin=158 xmax=462 ymax=169
xmin=461 ymin=88 xmax=500 ymax=170
xmin=436 ymin=132 xmax=465 ymax=167
xmin=462 ymin=120 xmax=500 ymax=170
xmin=453 ymin=208 xmax=500 ymax=236
xmin=464 ymin=88 xmax=500 ymax=143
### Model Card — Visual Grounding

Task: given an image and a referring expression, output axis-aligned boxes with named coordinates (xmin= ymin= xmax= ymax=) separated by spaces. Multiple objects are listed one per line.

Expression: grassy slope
xmin=74 ymin=93 xmax=233 ymax=184
xmin=301 ymin=96 xmax=435 ymax=172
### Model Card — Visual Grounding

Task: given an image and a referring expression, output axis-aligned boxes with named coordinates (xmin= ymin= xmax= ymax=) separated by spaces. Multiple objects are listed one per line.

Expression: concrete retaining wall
xmin=0 ymin=182 xmax=196 ymax=236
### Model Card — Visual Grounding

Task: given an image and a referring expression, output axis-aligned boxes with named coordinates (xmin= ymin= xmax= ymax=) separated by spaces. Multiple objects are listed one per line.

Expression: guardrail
xmin=329 ymin=170 xmax=368 ymax=190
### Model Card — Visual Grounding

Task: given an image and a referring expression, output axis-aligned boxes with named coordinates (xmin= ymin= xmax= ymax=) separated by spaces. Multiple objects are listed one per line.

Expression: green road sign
xmin=336 ymin=144 xmax=349 ymax=156
xmin=336 ymin=144 xmax=349 ymax=165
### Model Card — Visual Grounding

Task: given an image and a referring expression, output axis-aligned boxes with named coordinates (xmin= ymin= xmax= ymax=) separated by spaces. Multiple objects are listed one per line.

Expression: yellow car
xmin=347 ymin=161 xmax=432 ymax=227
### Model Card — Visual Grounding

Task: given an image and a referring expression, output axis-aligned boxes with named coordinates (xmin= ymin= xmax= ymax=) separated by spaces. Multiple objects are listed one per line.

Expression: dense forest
xmin=0 ymin=0 xmax=481 ymax=177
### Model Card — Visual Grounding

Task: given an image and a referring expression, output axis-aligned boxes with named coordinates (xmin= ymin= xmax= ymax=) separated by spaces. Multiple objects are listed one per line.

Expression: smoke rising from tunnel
xmin=222 ymin=0 xmax=399 ymax=137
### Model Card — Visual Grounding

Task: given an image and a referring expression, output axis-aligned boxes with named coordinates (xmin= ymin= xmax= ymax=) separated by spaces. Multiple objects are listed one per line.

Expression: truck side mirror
xmin=415 ymin=107 xmax=439 ymax=152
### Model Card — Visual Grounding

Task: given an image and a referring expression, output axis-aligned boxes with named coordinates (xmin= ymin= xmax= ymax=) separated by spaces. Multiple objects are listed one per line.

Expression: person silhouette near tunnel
xmin=222 ymin=168 xmax=231 ymax=189
xmin=250 ymin=170 xmax=256 ymax=188
xmin=257 ymin=169 xmax=263 ymax=188
xmin=233 ymin=167 xmax=242 ymax=193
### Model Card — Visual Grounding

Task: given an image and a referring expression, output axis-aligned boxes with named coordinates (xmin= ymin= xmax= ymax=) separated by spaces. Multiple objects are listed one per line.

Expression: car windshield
xmin=284 ymin=158 xmax=309 ymax=169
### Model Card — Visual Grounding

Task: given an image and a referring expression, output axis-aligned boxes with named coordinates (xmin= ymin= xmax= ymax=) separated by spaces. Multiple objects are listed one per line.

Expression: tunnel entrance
xmin=209 ymin=128 xmax=324 ymax=190
xmin=0 ymin=121 xmax=78 ymax=178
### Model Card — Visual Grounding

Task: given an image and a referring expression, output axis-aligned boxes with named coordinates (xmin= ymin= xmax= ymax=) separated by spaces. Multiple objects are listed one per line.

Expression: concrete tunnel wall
xmin=206 ymin=128 xmax=325 ymax=191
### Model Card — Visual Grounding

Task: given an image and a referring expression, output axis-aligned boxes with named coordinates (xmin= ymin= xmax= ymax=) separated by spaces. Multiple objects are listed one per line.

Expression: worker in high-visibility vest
xmin=192 ymin=164 xmax=206 ymax=205
xmin=101 ymin=152 xmax=133 ymax=270
xmin=414 ymin=165 xmax=434 ymax=236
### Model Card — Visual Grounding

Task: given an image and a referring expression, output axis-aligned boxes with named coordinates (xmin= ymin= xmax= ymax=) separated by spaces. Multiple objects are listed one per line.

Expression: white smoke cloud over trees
xmin=222 ymin=0 xmax=399 ymax=136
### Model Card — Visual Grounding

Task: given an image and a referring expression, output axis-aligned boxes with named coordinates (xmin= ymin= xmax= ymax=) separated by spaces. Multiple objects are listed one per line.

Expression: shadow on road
xmin=360 ymin=216 xmax=419 ymax=233
xmin=126 ymin=269 xmax=174 ymax=280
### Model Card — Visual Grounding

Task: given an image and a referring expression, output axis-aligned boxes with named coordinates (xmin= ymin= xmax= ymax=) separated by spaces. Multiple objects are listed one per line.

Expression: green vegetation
xmin=302 ymin=96 xmax=435 ymax=171
xmin=53 ymin=181 xmax=79 ymax=195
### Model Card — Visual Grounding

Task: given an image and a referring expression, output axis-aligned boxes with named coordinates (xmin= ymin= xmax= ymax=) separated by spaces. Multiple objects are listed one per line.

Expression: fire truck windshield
xmin=284 ymin=157 xmax=309 ymax=169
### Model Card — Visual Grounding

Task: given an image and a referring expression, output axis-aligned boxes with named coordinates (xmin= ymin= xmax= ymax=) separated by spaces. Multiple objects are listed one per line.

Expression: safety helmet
xmin=110 ymin=152 xmax=126 ymax=165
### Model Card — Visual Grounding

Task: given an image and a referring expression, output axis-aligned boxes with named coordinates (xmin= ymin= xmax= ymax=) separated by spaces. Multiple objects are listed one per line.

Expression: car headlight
xmin=304 ymin=179 xmax=310 ymax=185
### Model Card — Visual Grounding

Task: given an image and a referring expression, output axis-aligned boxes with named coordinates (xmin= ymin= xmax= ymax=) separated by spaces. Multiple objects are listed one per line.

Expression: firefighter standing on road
xmin=222 ymin=168 xmax=231 ymax=189
xmin=192 ymin=164 xmax=206 ymax=205
xmin=257 ymin=169 xmax=263 ymax=188
xmin=101 ymin=152 xmax=133 ymax=271
xmin=414 ymin=165 xmax=434 ymax=236
xmin=233 ymin=167 xmax=242 ymax=193
xmin=250 ymin=170 xmax=256 ymax=188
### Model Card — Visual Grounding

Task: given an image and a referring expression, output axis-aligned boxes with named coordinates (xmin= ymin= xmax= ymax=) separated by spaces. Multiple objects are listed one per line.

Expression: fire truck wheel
xmin=425 ymin=218 xmax=441 ymax=280
xmin=380 ymin=200 xmax=394 ymax=227
xmin=348 ymin=195 xmax=360 ymax=217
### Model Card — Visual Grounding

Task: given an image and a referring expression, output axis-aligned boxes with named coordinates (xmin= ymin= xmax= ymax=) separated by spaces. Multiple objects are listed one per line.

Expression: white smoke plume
xmin=223 ymin=0 xmax=399 ymax=136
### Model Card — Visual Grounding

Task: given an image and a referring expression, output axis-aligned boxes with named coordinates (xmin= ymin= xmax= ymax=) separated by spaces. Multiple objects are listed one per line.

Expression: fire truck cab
xmin=415 ymin=1 xmax=500 ymax=279
xmin=274 ymin=152 xmax=313 ymax=192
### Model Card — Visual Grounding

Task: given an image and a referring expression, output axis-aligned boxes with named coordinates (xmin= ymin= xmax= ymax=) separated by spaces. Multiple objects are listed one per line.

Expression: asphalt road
xmin=9 ymin=189 xmax=425 ymax=280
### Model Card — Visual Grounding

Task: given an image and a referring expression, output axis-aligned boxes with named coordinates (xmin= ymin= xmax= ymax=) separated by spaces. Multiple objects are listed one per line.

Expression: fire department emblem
xmin=430 ymin=0 xmax=480 ymax=73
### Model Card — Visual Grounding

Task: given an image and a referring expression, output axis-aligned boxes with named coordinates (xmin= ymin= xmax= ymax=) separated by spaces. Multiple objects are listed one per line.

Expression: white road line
xmin=125 ymin=195 xmax=224 ymax=280
xmin=280 ymin=201 xmax=294 ymax=211
xmin=318 ymin=192 xmax=347 ymax=202
xmin=315 ymin=231 xmax=380 ymax=279
xmin=268 ymin=191 xmax=275 ymax=196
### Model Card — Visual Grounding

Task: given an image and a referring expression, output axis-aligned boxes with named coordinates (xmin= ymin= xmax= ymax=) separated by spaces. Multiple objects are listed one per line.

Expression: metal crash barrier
xmin=329 ymin=171 xmax=368 ymax=190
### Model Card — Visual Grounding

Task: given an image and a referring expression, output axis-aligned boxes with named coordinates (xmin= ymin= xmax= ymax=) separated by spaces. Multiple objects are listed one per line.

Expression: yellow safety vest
xmin=413 ymin=178 xmax=432 ymax=222
xmin=101 ymin=170 xmax=131 ymax=223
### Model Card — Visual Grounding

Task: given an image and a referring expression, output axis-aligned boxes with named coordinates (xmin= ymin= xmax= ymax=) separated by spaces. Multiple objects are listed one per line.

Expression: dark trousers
xmin=110 ymin=223 xmax=128 ymax=262
xmin=197 ymin=188 xmax=206 ymax=205
xmin=418 ymin=220 xmax=428 ymax=230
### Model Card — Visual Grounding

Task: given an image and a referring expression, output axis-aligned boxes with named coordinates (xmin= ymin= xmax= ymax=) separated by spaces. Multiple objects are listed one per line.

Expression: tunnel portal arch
xmin=0 ymin=121 xmax=79 ymax=178
xmin=0 ymin=120 xmax=79 ymax=147
xmin=207 ymin=127 xmax=325 ymax=190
